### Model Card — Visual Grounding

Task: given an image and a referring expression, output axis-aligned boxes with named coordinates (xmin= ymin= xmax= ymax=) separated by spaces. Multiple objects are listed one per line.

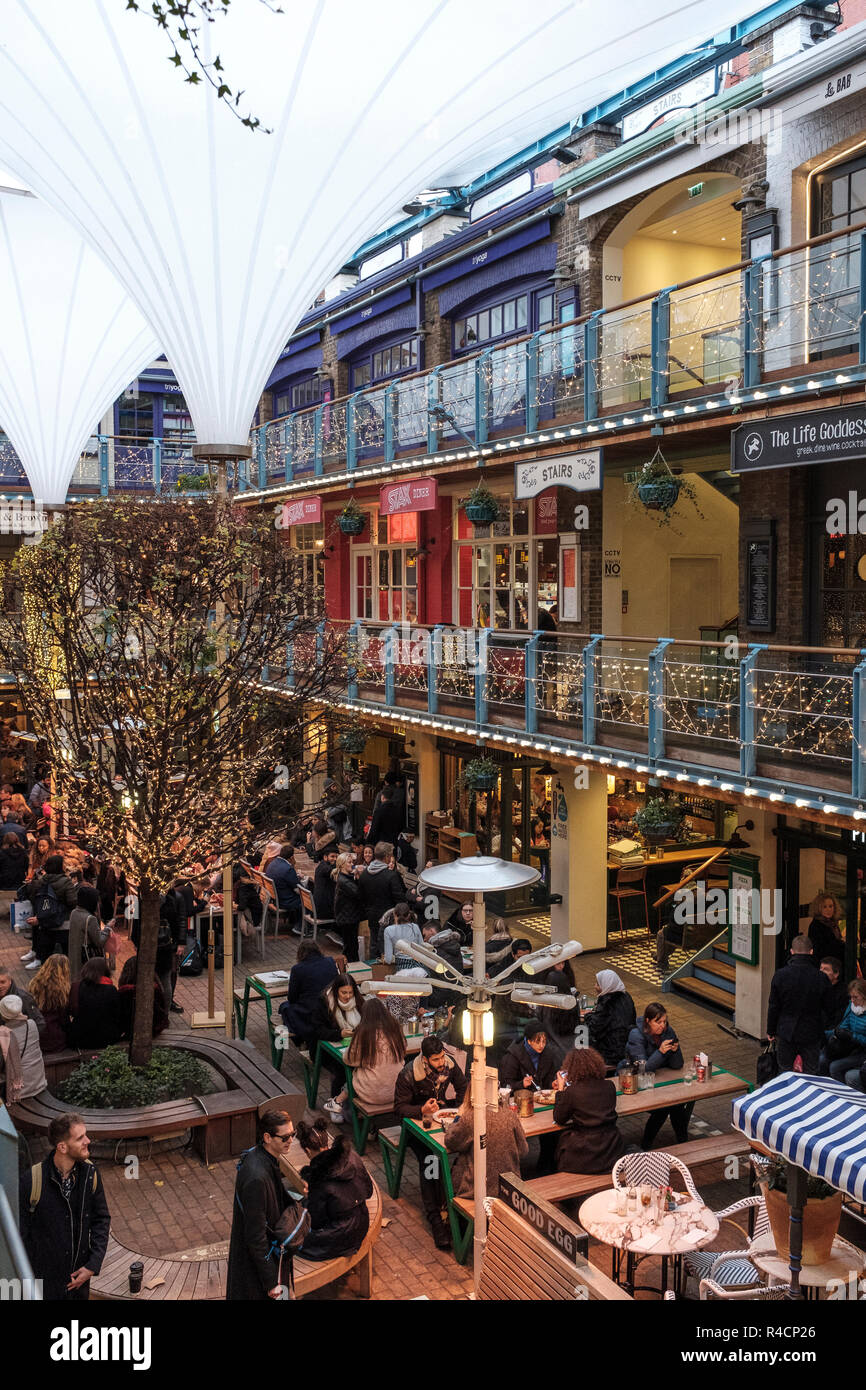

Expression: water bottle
xmin=637 ymin=1059 xmax=647 ymax=1090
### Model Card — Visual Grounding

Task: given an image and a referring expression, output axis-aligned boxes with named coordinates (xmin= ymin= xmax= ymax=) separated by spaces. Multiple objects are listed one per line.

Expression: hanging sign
xmin=515 ymin=451 xmax=602 ymax=498
xmin=276 ymin=495 xmax=321 ymax=528
xmin=621 ymin=68 xmax=718 ymax=140
xmin=379 ymin=476 xmax=438 ymax=515
xmin=732 ymin=406 xmax=866 ymax=473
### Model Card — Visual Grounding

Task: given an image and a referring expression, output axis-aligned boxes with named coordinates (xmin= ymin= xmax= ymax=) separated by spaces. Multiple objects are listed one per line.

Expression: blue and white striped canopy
xmin=733 ymin=1073 xmax=866 ymax=1203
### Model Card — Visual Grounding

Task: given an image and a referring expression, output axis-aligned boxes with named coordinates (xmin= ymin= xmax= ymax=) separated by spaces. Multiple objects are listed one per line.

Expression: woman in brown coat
xmin=443 ymin=1081 xmax=528 ymax=1198
xmin=551 ymin=1046 xmax=625 ymax=1175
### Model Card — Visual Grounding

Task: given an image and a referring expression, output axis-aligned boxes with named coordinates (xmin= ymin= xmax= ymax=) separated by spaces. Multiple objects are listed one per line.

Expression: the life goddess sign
xmin=379 ymin=476 xmax=438 ymax=515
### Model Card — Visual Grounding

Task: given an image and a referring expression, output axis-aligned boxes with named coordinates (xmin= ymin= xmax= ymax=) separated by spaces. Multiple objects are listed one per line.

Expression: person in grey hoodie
xmin=357 ymin=842 xmax=405 ymax=957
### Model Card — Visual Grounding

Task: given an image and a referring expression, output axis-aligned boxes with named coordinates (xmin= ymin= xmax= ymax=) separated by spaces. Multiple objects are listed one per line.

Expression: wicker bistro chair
xmin=684 ymin=1193 xmax=771 ymax=1292
xmin=700 ymin=1269 xmax=792 ymax=1300
xmin=612 ymin=1150 xmax=701 ymax=1203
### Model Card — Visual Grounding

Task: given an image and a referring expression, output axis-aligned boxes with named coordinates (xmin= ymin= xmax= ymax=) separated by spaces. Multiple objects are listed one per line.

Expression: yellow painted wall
xmin=602 ymin=473 xmax=739 ymax=639
xmin=622 ymin=236 xmax=734 ymax=302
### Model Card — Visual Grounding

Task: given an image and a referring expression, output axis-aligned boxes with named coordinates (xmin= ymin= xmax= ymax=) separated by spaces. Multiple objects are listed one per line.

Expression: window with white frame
xmin=454 ymin=496 xmax=558 ymax=631
xmin=292 ymin=523 xmax=325 ymax=612
xmin=351 ymin=511 xmax=419 ymax=622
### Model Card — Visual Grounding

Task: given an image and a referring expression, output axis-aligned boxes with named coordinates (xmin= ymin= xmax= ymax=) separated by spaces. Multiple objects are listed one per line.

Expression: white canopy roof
xmin=0 ymin=0 xmax=761 ymax=464
xmin=0 ymin=190 xmax=159 ymax=505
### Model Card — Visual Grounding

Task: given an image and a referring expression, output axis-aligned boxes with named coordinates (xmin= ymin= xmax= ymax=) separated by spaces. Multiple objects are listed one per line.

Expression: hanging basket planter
xmin=338 ymin=729 xmax=368 ymax=755
xmin=339 ymin=512 xmax=366 ymax=536
xmin=637 ymin=479 xmax=681 ymax=511
xmin=463 ymin=482 xmax=500 ymax=527
xmin=458 ymin=757 xmax=499 ymax=792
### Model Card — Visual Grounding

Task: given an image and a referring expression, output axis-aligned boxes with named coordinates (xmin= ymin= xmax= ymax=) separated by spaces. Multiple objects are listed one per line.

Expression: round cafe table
xmin=750 ymin=1231 xmax=865 ymax=1300
xmin=579 ymin=1189 xmax=719 ymax=1297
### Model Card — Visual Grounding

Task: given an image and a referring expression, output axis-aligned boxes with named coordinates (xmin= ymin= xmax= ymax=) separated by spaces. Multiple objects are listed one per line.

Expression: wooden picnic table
xmin=518 ymin=1067 xmax=750 ymax=1138
xmin=606 ymin=845 xmax=728 ymax=872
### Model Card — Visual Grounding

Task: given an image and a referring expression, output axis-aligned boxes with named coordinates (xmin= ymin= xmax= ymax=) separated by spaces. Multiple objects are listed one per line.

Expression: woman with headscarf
xmin=586 ymin=969 xmax=636 ymax=1069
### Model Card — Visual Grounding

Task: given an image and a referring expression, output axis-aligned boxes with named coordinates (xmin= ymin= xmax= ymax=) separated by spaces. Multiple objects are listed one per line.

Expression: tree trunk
xmin=130 ymin=884 xmax=161 ymax=1067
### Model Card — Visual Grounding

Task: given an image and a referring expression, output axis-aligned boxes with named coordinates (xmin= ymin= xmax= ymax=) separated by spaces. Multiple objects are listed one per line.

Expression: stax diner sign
xmin=275 ymin=495 xmax=322 ymax=528
xmin=379 ymin=476 xmax=438 ymax=515
xmin=515 ymin=450 xmax=603 ymax=498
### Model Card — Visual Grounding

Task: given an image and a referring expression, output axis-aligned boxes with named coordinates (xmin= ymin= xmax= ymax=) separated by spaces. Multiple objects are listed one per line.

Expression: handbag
xmin=11 ymin=899 xmax=32 ymax=933
xmin=824 ymin=1028 xmax=855 ymax=1061
xmin=756 ymin=1038 xmax=779 ymax=1088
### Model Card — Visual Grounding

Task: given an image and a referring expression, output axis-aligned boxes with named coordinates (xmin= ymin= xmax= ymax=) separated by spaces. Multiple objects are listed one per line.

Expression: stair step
xmin=696 ymin=958 xmax=736 ymax=985
xmin=672 ymin=976 xmax=736 ymax=1014
xmin=712 ymin=947 xmax=735 ymax=966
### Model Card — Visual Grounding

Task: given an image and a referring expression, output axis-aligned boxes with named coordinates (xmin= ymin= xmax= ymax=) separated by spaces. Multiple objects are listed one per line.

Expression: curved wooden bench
xmin=91 ymin=1181 xmax=382 ymax=1300
xmin=11 ymin=1035 xmax=306 ymax=1164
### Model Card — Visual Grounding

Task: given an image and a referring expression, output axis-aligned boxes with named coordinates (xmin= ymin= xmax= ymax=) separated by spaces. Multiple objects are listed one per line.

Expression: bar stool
xmin=609 ymin=865 xmax=649 ymax=940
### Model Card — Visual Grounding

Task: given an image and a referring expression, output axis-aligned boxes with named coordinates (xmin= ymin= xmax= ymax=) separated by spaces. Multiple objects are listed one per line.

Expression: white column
xmin=549 ymin=765 xmax=608 ymax=950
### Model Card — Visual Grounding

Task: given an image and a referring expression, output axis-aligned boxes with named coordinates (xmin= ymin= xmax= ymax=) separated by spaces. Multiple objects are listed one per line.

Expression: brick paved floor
xmin=3 ymin=887 xmax=762 ymax=1301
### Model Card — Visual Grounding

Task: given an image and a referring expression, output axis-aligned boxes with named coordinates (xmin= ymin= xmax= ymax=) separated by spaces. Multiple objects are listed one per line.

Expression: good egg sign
xmin=515 ymin=450 xmax=603 ymax=498
xmin=498 ymin=1174 xmax=588 ymax=1263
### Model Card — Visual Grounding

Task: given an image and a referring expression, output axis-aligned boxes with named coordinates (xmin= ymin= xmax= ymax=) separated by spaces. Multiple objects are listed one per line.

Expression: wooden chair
xmin=238 ymin=860 xmax=266 ymax=960
xmin=298 ymin=883 xmax=337 ymax=945
xmin=609 ymin=865 xmax=649 ymax=940
xmin=255 ymin=870 xmax=295 ymax=941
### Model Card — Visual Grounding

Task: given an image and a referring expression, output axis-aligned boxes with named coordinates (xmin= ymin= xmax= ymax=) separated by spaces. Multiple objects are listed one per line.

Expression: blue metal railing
xmin=306 ymin=623 xmax=866 ymax=816
xmin=2 ymin=221 xmax=858 ymax=501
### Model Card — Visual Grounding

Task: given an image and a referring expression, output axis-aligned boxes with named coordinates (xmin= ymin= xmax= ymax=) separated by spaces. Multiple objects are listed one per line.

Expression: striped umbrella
xmin=733 ymin=1072 xmax=866 ymax=1203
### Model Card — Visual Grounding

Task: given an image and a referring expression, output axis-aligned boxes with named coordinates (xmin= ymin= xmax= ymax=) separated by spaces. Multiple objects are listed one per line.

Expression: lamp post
xmin=417 ymin=854 xmax=539 ymax=1296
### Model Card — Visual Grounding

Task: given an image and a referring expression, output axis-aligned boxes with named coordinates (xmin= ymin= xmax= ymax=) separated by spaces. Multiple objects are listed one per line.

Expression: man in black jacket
xmin=767 ymin=935 xmax=831 ymax=1074
xmin=358 ymin=841 xmax=405 ymax=957
xmin=313 ymin=847 xmax=338 ymax=921
xmin=394 ymin=1036 xmax=467 ymax=1250
xmin=820 ymin=956 xmax=849 ymax=1029
xmin=19 ymin=1113 xmax=110 ymax=1300
xmin=226 ymin=1109 xmax=296 ymax=1300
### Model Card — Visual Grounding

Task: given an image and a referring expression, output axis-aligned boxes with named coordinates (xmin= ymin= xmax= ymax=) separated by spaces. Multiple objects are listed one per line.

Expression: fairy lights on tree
xmin=0 ymin=496 xmax=342 ymax=1065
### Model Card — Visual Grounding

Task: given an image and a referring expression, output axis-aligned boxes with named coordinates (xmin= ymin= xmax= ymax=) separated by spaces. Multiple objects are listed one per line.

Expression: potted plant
xmin=761 ymin=1156 xmax=843 ymax=1265
xmin=628 ymin=448 xmax=702 ymax=527
xmin=174 ymin=471 xmax=213 ymax=493
xmin=634 ymin=796 xmax=685 ymax=844
xmin=458 ymin=756 xmax=499 ymax=792
xmin=338 ymin=726 xmax=368 ymax=755
xmin=463 ymin=481 xmax=500 ymax=527
xmin=338 ymin=498 xmax=366 ymax=536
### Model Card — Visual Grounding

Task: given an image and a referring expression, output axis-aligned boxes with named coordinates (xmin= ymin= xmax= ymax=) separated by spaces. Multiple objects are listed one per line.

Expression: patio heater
xmin=363 ymin=853 xmax=580 ymax=1296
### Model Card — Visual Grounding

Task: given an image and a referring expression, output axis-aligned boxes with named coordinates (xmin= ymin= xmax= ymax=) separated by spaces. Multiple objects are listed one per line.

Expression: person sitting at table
xmin=498 ymin=1020 xmax=561 ymax=1094
xmin=485 ymin=917 xmax=512 ymax=968
xmin=587 ymin=970 xmax=637 ymax=1070
xmin=443 ymin=1076 xmax=528 ymax=1198
xmin=444 ymin=900 xmax=474 ymax=945
xmin=381 ymin=901 xmax=423 ymax=970
xmin=312 ymin=974 xmax=363 ymax=1116
xmin=67 ymin=956 xmax=122 ymax=1047
xmin=264 ymin=842 xmax=301 ymax=929
xmin=622 ymin=1003 xmax=693 ymax=1149
xmin=279 ymin=940 xmax=339 ymax=1050
xmin=819 ymin=977 xmax=866 ymax=1086
xmin=294 ymin=1122 xmax=374 ymax=1261
xmin=326 ymin=997 xmax=407 ymax=1124
xmin=394 ymin=1034 xmax=468 ymax=1250
xmin=552 ymin=1045 xmax=625 ymax=1174
xmin=28 ymin=955 xmax=71 ymax=1054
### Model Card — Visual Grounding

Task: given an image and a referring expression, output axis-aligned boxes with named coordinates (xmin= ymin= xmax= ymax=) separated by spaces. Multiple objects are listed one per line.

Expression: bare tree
xmin=0 ymin=496 xmax=343 ymax=1064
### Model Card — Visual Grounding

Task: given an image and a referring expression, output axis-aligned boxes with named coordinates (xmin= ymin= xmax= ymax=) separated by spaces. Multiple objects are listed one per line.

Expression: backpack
xmin=33 ymin=881 xmax=64 ymax=932
xmin=29 ymin=1161 xmax=97 ymax=1212
xmin=178 ymin=935 xmax=203 ymax=976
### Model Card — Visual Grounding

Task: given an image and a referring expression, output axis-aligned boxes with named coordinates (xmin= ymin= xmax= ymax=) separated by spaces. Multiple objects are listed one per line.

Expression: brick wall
xmin=738 ymin=466 xmax=809 ymax=646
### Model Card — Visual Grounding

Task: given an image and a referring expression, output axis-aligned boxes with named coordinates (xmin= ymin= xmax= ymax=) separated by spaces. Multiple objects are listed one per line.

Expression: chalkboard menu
xmin=743 ymin=520 xmax=775 ymax=631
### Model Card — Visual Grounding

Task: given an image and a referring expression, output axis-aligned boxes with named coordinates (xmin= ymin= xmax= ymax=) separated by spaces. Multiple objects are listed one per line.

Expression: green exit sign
xmin=688 ymin=182 xmax=704 ymax=199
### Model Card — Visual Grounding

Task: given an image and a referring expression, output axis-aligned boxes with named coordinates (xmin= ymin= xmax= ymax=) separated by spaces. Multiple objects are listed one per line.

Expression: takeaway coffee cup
xmin=129 ymin=1261 xmax=144 ymax=1294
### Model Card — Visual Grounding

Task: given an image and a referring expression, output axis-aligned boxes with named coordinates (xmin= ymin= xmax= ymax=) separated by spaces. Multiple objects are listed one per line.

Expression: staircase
xmin=664 ymin=937 xmax=736 ymax=1018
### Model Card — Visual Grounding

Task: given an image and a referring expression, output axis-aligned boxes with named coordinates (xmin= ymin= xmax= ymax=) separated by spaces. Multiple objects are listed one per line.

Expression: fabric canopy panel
xmin=0 ymin=191 xmax=159 ymax=505
xmin=0 ymin=1 xmax=762 ymax=453
xmin=732 ymin=1072 xmax=866 ymax=1202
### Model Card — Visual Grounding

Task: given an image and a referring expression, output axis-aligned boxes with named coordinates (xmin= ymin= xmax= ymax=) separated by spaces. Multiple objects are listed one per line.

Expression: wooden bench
xmin=479 ymin=1192 xmax=631 ymax=1301
xmin=11 ymin=1035 xmax=305 ymax=1165
xmin=522 ymin=1131 xmax=752 ymax=1207
xmin=91 ymin=1181 xmax=383 ymax=1300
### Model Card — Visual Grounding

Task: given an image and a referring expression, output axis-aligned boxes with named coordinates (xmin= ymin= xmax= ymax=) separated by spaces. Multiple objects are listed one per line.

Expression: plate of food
xmin=434 ymin=1108 xmax=459 ymax=1125
xmin=535 ymin=1089 xmax=556 ymax=1105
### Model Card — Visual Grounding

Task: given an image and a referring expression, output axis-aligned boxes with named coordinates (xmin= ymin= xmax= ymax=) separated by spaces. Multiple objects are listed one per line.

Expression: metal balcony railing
xmin=3 ymin=222 xmax=861 ymax=499
xmin=281 ymin=621 xmax=865 ymax=815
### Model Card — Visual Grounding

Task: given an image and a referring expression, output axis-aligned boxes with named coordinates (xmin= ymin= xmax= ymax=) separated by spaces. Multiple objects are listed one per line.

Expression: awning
xmin=435 ymin=241 xmax=559 ymax=317
xmin=330 ymin=285 xmax=413 ymax=336
xmin=265 ymin=344 xmax=323 ymax=390
xmin=732 ymin=1073 xmax=866 ymax=1202
xmin=421 ymin=218 xmax=551 ymax=295
xmin=336 ymin=305 xmax=417 ymax=360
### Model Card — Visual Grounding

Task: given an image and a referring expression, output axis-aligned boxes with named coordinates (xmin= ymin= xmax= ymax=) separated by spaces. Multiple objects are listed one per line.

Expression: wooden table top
xmin=608 ymin=846 xmax=728 ymax=870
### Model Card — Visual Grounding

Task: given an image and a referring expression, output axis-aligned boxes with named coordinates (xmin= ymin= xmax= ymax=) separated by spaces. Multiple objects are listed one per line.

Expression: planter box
xmin=763 ymin=1184 xmax=843 ymax=1265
